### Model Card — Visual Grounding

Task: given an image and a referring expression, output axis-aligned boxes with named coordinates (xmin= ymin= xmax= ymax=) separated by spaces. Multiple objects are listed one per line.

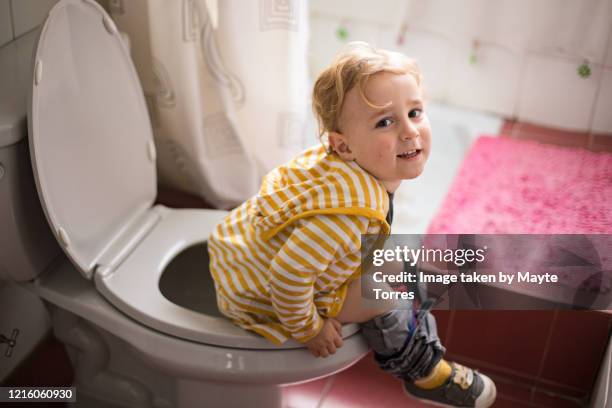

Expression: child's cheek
xmin=419 ymin=122 xmax=432 ymax=138
xmin=380 ymin=141 xmax=395 ymax=157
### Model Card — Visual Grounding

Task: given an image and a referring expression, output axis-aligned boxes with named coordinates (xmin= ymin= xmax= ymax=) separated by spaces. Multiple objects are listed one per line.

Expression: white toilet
xmin=0 ymin=1 xmax=368 ymax=407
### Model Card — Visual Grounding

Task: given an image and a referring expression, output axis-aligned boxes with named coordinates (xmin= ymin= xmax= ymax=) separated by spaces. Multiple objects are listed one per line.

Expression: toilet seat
xmin=29 ymin=0 xmax=156 ymax=281
xmin=28 ymin=0 xmax=360 ymax=351
xmin=95 ymin=206 xmax=360 ymax=349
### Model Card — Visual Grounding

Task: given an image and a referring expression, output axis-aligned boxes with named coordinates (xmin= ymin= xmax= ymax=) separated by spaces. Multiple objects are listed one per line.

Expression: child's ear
xmin=328 ymin=131 xmax=354 ymax=161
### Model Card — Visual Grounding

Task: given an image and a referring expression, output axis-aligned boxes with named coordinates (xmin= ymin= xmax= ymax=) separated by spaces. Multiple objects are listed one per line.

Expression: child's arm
xmin=268 ymin=215 xmax=358 ymax=345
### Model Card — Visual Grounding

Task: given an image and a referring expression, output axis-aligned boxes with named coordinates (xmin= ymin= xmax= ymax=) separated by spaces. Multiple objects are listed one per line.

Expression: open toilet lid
xmin=28 ymin=0 xmax=156 ymax=280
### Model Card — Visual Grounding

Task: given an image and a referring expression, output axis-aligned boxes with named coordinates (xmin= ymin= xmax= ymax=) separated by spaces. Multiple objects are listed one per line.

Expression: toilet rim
xmin=94 ymin=206 xmax=361 ymax=350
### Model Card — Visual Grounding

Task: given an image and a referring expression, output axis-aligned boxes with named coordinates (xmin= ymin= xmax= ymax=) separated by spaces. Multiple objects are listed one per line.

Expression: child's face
xmin=329 ymin=72 xmax=431 ymax=192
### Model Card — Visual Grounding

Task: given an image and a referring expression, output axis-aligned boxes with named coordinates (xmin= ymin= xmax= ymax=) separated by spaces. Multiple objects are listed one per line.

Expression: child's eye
xmin=408 ymin=109 xmax=423 ymax=119
xmin=375 ymin=118 xmax=393 ymax=128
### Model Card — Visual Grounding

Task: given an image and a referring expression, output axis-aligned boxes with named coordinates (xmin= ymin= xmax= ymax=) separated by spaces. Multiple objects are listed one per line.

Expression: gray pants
xmin=359 ymin=299 xmax=446 ymax=381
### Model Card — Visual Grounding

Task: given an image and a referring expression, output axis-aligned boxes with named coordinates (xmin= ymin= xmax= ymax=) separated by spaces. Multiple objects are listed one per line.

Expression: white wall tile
xmin=378 ymin=27 xmax=401 ymax=51
xmin=308 ymin=1 xmax=612 ymax=126
xmin=476 ymin=0 xmax=536 ymax=51
xmin=448 ymin=43 xmax=522 ymax=117
xmin=0 ymin=38 xmax=21 ymax=146
xmin=0 ymin=28 xmax=37 ymax=147
xmin=0 ymin=0 xmax=13 ymax=47
xmin=401 ymin=0 xmax=483 ymax=39
xmin=309 ymin=15 xmax=382 ymax=80
xmin=10 ymin=0 xmax=57 ymax=38
xmin=529 ymin=0 xmax=612 ymax=64
xmin=516 ymin=55 xmax=600 ymax=131
xmin=398 ymin=30 xmax=454 ymax=101
xmin=591 ymin=68 xmax=612 ymax=134
xmin=16 ymin=28 xmax=37 ymax=92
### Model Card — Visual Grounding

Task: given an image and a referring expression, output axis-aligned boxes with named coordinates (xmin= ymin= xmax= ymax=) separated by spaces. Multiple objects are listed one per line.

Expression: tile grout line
xmin=315 ymin=375 xmax=336 ymax=408
xmin=445 ymin=350 xmax=588 ymax=395
xmin=8 ymin=0 xmax=15 ymax=40
xmin=444 ymin=310 xmax=455 ymax=348
xmin=530 ymin=309 xmax=559 ymax=404
xmin=586 ymin=17 xmax=612 ymax=151
xmin=433 ymin=353 xmax=587 ymax=407
xmin=508 ymin=120 xmax=517 ymax=139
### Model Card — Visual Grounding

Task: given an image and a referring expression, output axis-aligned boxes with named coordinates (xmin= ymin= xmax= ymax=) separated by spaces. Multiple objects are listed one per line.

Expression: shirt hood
xmin=251 ymin=145 xmax=391 ymax=240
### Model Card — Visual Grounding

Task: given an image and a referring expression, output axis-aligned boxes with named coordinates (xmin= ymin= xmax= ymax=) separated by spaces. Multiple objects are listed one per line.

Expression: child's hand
xmin=305 ymin=318 xmax=343 ymax=358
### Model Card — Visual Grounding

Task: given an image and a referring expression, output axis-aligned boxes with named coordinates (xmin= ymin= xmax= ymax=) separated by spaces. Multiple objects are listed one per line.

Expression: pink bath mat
xmin=427 ymin=136 xmax=612 ymax=234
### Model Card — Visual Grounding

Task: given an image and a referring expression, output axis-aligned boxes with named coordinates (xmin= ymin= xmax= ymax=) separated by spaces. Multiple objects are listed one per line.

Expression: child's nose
xmin=399 ymin=118 xmax=420 ymax=140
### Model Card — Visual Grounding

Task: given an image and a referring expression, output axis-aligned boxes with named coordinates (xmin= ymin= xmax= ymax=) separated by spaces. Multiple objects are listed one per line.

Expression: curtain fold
xmin=111 ymin=0 xmax=310 ymax=209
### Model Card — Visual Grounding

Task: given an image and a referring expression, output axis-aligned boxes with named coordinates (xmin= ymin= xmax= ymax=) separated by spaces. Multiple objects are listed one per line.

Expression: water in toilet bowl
xmin=159 ymin=242 xmax=222 ymax=317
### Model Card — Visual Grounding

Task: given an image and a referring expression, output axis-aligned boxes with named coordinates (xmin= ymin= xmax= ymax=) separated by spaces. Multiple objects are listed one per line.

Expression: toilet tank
xmin=0 ymin=31 xmax=61 ymax=283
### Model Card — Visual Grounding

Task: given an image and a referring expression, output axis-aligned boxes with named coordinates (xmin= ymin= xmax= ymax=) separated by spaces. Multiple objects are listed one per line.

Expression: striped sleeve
xmin=268 ymin=213 xmax=366 ymax=342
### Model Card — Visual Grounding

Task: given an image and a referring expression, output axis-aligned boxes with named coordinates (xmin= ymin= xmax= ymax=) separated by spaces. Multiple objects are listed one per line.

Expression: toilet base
xmin=72 ymin=382 xmax=283 ymax=408
xmin=48 ymin=305 xmax=300 ymax=408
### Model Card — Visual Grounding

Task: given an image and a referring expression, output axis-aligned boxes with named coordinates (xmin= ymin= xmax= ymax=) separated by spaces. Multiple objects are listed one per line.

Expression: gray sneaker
xmin=403 ymin=362 xmax=497 ymax=407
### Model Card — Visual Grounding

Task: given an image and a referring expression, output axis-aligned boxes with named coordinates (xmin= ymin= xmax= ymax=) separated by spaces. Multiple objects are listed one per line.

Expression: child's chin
xmin=402 ymin=166 xmax=425 ymax=179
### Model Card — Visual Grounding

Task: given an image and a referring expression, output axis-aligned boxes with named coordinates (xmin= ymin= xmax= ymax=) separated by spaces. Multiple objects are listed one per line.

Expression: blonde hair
xmin=312 ymin=42 xmax=422 ymax=148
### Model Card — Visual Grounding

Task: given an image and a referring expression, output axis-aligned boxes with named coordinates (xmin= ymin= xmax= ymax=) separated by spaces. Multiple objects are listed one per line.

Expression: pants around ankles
xmin=359 ymin=300 xmax=446 ymax=382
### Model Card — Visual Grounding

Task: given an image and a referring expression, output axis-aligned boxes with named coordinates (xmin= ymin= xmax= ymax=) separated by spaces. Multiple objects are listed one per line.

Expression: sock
xmin=413 ymin=359 xmax=452 ymax=389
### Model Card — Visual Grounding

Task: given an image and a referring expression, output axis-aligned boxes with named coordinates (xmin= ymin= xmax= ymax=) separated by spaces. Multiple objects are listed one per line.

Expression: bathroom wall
xmin=0 ymin=0 xmax=108 ymax=382
xmin=309 ymin=0 xmax=612 ymax=139
xmin=0 ymin=0 xmax=110 ymax=48
xmin=0 ymin=0 xmax=57 ymax=382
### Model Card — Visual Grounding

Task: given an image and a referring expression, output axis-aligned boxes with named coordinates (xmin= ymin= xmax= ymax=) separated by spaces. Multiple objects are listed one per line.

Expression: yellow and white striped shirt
xmin=208 ymin=144 xmax=391 ymax=345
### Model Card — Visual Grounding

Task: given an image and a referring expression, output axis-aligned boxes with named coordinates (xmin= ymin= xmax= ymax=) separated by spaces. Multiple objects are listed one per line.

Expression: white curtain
xmin=109 ymin=0 xmax=311 ymax=209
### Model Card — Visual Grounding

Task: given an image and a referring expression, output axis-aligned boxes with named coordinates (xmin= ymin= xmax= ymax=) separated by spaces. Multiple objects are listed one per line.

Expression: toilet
xmin=0 ymin=1 xmax=368 ymax=407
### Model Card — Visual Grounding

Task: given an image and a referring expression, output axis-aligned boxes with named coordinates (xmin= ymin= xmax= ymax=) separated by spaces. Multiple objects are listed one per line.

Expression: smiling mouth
xmin=397 ymin=149 xmax=422 ymax=159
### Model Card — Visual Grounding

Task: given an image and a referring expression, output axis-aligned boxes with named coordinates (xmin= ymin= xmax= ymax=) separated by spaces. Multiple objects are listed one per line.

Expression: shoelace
xmin=452 ymin=363 xmax=474 ymax=390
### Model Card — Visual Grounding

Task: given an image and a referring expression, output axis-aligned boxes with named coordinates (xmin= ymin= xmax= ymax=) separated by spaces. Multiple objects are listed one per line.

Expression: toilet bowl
xmin=0 ymin=1 xmax=369 ymax=406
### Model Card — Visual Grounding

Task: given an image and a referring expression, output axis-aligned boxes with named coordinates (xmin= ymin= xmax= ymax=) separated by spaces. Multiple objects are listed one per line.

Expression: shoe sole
xmin=403 ymin=388 xmax=456 ymax=408
xmin=475 ymin=375 xmax=497 ymax=408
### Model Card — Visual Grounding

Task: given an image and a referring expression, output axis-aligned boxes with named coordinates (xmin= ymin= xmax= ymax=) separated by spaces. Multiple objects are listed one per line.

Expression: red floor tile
xmin=501 ymin=120 xmax=612 ymax=153
xmin=442 ymin=354 xmax=542 ymax=407
xmin=492 ymin=376 xmax=534 ymax=403
xmin=500 ymin=120 xmax=515 ymax=137
xmin=282 ymin=376 xmax=330 ymax=408
xmin=538 ymin=311 xmax=611 ymax=394
xmin=432 ymin=310 xmax=451 ymax=345
xmin=505 ymin=122 xmax=590 ymax=149
xmin=319 ymin=354 xmax=436 ymax=407
xmin=591 ymin=133 xmax=612 ymax=152
xmin=491 ymin=397 xmax=534 ymax=408
xmin=318 ymin=353 xmax=546 ymax=408
xmin=531 ymin=380 xmax=589 ymax=400
xmin=447 ymin=311 xmax=555 ymax=377
xmin=531 ymin=389 xmax=585 ymax=408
